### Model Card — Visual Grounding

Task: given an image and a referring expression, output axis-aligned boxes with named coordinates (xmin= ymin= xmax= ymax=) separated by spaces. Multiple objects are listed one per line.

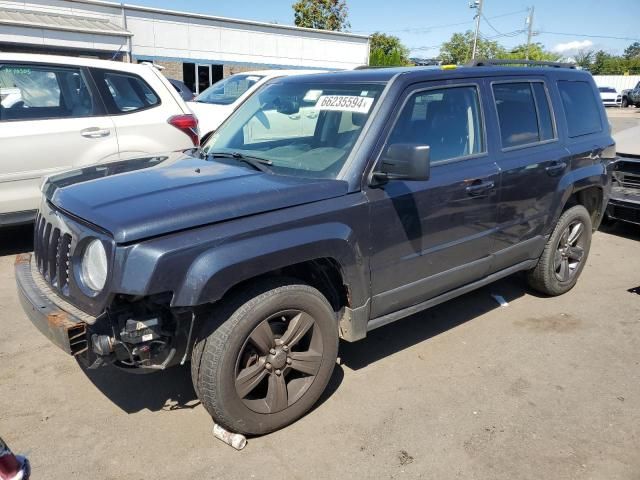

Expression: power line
xmin=481 ymin=13 xmax=504 ymax=36
xmin=537 ymin=30 xmax=640 ymax=42
xmin=351 ymin=8 xmax=528 ymax=34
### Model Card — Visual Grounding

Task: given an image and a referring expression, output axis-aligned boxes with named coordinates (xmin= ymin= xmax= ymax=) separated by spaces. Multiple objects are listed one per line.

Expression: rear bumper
xmin=15 ymin=253 xmax=90 ymax=356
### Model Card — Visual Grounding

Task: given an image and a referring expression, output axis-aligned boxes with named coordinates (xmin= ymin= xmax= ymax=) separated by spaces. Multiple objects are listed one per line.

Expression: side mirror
xmin=374 ymin=143 xmax=431 ymax=181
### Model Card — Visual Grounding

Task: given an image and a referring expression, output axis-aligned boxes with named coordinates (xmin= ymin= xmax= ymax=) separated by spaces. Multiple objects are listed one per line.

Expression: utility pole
xmin=471 ymin=0 xmax=483 ymax=60
xmin=525 ymin=6 xmax=535 ymax=60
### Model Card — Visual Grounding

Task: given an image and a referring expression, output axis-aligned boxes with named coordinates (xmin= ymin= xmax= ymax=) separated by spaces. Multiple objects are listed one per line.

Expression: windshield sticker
xmin=245 ymin=76 xmax=261 ymax=82
xmin=3 ymin=67 xmax=31 ymax=75
xmin=303 ymin=89 xmax=323 ymax=102
xmin=315 ymin=95 xmax=373 ymax=113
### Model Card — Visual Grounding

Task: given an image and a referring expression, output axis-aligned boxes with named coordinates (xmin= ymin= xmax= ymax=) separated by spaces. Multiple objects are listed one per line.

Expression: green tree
xmin=501 ymin=42 xmax=562 ymax=62
xmin=438 ymin=31 xmax=505 ymax=65
xmin=624 ymin=41 xmax=640 ymax=60
xmin=573 ymin=49 xmax=595 ymax=70
xmin=369 ymin=32 xmax=411 ymax=66
xmin=293 ymin=0 xmax=350 ymax=31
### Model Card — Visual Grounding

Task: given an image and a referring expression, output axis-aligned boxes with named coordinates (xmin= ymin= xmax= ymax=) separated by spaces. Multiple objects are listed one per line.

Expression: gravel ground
xmin=0 ymin=114 xmax=638 ymax=480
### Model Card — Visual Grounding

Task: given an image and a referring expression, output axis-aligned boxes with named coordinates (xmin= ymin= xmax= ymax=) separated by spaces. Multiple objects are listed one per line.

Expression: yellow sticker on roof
xmin=315 ymin=95 xmax=373 ymax=113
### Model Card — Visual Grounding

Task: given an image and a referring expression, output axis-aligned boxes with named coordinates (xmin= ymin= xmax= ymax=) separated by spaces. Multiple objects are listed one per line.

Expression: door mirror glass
xmin=376 ymin=143 xmax=430 ymax=181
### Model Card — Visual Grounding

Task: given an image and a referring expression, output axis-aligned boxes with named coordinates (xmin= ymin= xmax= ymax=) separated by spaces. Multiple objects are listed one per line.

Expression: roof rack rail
xmin=467 ymin=59 xmax=577 ymax=69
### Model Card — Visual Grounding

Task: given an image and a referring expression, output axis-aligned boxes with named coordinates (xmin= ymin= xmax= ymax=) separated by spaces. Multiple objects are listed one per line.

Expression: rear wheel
xmin=527 ymin=205 xmax=592 ymax=296
xmin=191 ymin=280 xmax=339 ymax=435
xmin=622 ymin=97 xmax=629 ymax=108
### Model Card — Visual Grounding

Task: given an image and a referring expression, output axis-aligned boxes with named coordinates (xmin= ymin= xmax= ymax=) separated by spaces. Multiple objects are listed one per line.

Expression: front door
xmin=0 ymin=62 xmax=118 ymax=217
xmin=366 ymin=81 xmax=500 ymax=319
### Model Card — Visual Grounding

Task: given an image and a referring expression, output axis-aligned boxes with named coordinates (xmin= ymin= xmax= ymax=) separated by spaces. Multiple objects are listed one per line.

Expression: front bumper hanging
xmin=15 ymin=253 xmax=92 ymax=356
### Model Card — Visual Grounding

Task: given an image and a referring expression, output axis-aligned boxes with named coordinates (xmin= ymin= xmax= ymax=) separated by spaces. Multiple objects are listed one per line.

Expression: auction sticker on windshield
xmin=315 ymin=95 xmax=374 ymax=114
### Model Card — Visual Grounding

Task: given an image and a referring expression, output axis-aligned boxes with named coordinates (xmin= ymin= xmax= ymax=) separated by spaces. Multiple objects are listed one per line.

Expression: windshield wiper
xmin=207 ymin=151 xmax=273 ymax=173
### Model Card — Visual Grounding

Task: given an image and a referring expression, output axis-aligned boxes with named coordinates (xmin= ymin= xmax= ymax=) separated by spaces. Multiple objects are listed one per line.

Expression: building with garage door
xmin=0 ymin=0 xmax=370 ymax=94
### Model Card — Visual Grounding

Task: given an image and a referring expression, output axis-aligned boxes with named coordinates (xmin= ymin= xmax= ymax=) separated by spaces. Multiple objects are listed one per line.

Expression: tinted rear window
xmin=93 ymin=69 xmax=160 ymax=114
xmin=493 ymin=82 xmax=555 ymax=148
xmin=558 ymin=81 xmax=602 ymax=138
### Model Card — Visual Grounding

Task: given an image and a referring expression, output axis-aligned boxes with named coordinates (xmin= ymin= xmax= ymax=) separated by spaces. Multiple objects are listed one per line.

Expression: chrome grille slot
xmin=42 ymin=222 xmax=52 ymax=279
xmin=57 ymin=233 xmax=72 ymax=293
xmin=48 ymin=227 xmax=60 ymax=284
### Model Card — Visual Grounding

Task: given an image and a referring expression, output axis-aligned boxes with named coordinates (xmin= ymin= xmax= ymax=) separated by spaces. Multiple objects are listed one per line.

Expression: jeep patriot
xmin=16 ymin=62 xmax=614 ymax=435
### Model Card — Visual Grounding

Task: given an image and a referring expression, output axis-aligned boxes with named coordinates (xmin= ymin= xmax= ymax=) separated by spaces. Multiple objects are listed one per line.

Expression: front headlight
xmin=81 ymin=239 xmax=108 ymax=292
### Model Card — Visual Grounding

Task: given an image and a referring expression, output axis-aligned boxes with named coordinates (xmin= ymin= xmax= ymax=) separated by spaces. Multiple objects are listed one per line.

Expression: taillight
xmin=168 ymin=114 xmax=199 ymax=146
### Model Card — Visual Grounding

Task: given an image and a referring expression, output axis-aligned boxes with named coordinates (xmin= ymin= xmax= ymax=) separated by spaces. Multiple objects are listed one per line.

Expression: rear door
xmin=90 ymin=68 xmax=192 ymax=159
xmin=487 ymin=77 xmax=567 ymax=271
xmin=366 ymin=80 xmax=500 ymax=318
xmin=0 ymin=62 xmax=118 ymax=217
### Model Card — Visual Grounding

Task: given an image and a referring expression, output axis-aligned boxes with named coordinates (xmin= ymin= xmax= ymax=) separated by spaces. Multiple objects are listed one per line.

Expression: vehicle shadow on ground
xmin=80 ymin=363 xmax=201 ymax=413
xmin=339 ymin=274 xmax=529 ymax=371
xmin=0 ymin=225 xmax=33 ymax=256
xmin=80 ymin=357 xmax=345 ymax=415
xmin=599 ymin=221 xmax=640 ymax=241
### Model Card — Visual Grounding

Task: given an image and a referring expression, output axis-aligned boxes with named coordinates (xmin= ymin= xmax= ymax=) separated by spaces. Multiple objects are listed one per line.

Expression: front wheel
xmin=622 ymin=97 xmax=629 ymax=108
xmin=527 ymin=205 xmax=592 ymax=296
xmin=191 ymin=280 xmax=339 ymax=435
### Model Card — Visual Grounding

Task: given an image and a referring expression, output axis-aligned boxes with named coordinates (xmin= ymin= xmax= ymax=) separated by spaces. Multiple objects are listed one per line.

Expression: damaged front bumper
xmin=15 ymin=253 xmax=192 ymax=371
xmin=15 ymin=253 xmax=91 ymax=356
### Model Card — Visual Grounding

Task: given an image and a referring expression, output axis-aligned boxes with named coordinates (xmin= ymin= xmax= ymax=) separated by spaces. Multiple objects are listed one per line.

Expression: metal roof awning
xmin=0 ymin=7 xmax=132 ymax=37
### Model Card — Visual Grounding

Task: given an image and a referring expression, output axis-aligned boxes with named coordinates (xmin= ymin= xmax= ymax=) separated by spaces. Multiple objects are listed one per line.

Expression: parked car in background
xmin=16 ymin=61 xmax=614 ymax=436
xmin=608 ymin=123 xmax=640 ymax=226
xmin=187 ymin=69 xmax=324 ymax=141
xmin=621 ymin=81 xmax=640 ymax=107
xmin=0 ymin=53 xmax=198 ymax=226
xmin=598 ymin=86 xmax=622 ymax=107
xmin=168 ymin=78 xmax=194 ymax=101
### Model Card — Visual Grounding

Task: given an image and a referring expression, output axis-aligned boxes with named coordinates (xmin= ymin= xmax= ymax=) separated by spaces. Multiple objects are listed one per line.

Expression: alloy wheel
xmin=554 ymin=220 xmax=586 ymax=282
xmin=234 ymin=310 xmax=324 ymax=414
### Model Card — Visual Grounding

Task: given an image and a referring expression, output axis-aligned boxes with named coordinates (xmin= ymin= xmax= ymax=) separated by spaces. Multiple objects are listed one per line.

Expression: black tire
xmin=527 ymin=205 xmax=592 ymax=296
xmin=191 ymin=279 xmax=339 ymax=435
xmin=622 ymin=97 xmax=629 ymax=108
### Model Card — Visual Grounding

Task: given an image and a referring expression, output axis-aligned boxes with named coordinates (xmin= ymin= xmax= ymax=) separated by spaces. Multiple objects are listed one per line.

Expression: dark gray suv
xmin=16 ymin=61 xmax=614 ymax=435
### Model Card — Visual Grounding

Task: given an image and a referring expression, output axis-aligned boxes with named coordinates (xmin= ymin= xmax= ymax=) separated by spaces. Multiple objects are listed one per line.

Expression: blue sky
xmin=130 ymin=0 xmax=639 ymax=58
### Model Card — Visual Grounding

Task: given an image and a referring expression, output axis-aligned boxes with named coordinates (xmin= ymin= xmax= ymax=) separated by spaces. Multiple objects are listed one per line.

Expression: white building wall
xmin=593 ymin=75 xmax=640 ymax=92
xmin=0 ymin=0 xmax=370 ymax=69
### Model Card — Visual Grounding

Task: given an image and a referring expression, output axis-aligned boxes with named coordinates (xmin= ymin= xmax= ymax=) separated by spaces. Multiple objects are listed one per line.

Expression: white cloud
xmin=552 ymin=40 xmax=594 ymax=54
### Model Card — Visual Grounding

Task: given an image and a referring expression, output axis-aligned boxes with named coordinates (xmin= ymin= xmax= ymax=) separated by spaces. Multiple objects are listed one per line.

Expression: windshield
xmin=599 ymin=87 xmax=616 ymax=93
xmin=202 ymin=81 xmax=385 ymax=179
xmin=194 ymin=74 xmax=265 ymax=105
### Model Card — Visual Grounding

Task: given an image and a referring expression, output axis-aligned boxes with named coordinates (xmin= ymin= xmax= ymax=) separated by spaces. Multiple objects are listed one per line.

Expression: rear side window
xmin=389 ymin=85 xmax=485 ymax=163
xmin=0 ymin=64 xmax=94 ymax=121
xmin=93 ymin=70 xmax=159 ymax=114
xmin=492 ymin=81 xmax=556 ymax=148
xmin=557 ymin=81 xmax=602 ymax=138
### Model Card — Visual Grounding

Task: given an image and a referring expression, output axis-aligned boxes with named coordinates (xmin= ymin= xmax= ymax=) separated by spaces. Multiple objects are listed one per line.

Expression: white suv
xmin=188 ymin=70 xmax=324 ymax=141
xmin=0 ymin=53 xmax=199 ymax=226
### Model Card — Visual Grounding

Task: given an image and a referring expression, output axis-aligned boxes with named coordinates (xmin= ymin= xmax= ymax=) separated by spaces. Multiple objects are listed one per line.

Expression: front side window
xmin=493 ymin=82 xmax=556 ymax=149
xmin=388 ymin=85 xmax=485 ymax=163
xmin=194 ymin=74 xmax=265 ymax=106
xmin=97 ymin=71 xmax=159 ymax=113
xmin=557 ymin=80 xmax=602 ymax=138
xmin=202 ymin=81 xmax=385 ymax=178
xmin=0 ymin=64 xmax=94 ymax=121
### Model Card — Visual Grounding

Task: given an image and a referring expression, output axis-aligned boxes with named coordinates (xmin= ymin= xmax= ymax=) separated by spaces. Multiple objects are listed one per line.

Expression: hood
xmin=187 ymin=101 xmax=233 ymax=135
xmin=45 ymin=152 xmax=348 ymax=243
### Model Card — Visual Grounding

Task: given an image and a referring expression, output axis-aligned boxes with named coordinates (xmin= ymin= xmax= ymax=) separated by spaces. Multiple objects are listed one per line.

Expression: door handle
xmin=81 ymin=127 xmax=110 ymax=138
xmin=545 ymin=161 xmax=567 ymax=176
xmin=465 ymin=180 xmax=495 ymax=197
